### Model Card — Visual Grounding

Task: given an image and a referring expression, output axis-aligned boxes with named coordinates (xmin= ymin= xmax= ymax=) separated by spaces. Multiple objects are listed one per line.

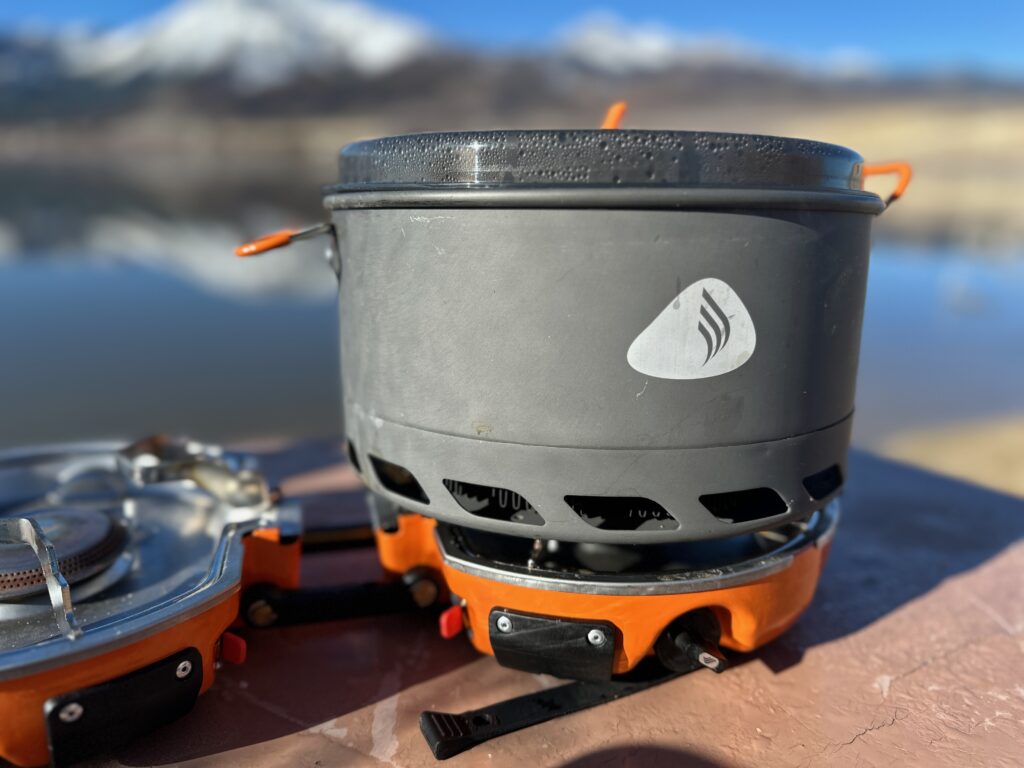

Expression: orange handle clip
xmin=235 ymin=229 xmax=295 ymax=257
xmin=235 ymin=222 xmax=333 ymax=258
xmin=862 ymin=162 xmax=913 ymax=206
xmin=600 ymin=101 xmax=628 ymax=130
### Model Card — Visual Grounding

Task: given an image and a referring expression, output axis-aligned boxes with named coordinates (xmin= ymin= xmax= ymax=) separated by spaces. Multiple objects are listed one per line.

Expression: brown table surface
xmin=82 ymin=440 xmax=1022 ymax=768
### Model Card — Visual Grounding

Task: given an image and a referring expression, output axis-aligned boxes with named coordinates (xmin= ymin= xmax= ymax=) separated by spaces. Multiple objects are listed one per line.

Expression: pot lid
xmin=332 ymin=130 xmax=867 ymax=193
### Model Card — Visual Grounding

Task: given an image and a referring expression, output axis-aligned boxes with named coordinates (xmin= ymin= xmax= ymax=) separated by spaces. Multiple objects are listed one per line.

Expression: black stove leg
xmin=421 ymin=609 xmax=730 ymax=760
xmin=241 ymin=567 xmax=439 ymax=628
xmin=420 ymin=662 xmax=684 ymax=760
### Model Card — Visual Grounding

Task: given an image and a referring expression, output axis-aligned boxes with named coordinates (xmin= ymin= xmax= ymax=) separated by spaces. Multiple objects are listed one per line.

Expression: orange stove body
xmin=377 ymin=513 xmax=831 ymax=675
xmin=0 ymin=528 xmax=301 ymax=768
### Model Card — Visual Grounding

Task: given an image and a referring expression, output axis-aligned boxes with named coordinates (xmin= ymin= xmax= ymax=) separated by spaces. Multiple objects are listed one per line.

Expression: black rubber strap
xmin=420 ymin=664 xmax=681 ymax=760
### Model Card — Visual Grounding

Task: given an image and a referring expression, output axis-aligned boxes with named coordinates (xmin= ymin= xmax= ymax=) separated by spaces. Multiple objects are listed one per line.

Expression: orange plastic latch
xmin=220 ymin=632 xmax=247 ymax=665
xmin=251 ymin=527 xmax=281 ymax=543
xmin=600 ymin=101 xmax=628 ymax=129
xmin=862 ymin=162 xmax=913 ymax=205
xmin=439 ymin=605 xmax=464 ymax=639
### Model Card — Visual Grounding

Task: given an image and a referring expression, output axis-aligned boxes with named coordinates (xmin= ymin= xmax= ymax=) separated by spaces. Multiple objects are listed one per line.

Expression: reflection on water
xmin=0 ymin=261 xmax=340 ymax=447
xmin=0 ymin=172 xmax=1022 ymax=449
xmin=0 ymin=165 xmax=344 ymax=447
xmin=855 ymin=247 xmax=1024 ymax=444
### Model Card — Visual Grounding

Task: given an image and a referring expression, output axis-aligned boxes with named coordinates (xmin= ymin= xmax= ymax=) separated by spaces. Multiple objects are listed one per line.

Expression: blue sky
xmin=5 ymin=0 xmax=1020 ymax=75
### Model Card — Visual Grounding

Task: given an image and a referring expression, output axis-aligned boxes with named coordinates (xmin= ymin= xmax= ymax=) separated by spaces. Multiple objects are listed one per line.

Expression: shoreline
xmin=881 ymin=415 xmax=1024 ymax=497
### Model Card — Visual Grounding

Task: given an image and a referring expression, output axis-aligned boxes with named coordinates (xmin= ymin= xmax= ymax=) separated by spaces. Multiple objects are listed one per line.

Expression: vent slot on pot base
xmin=699 ymin=487 xmax=787 ymax=524
xmin=443 ymin=480 xmax=544 ymax=526
xmin=565 ymin=496 xmax=679 ymax=532
xmin=346 ymin=440 xmax=363 ymax=475
xmin=368 ymin=456 xmax=429 ymax=505
xmin=802 ymin=464 xmax=843 ymax=500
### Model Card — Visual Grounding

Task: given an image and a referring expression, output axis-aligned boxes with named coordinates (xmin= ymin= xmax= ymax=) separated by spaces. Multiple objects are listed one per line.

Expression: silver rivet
xmin=697 ymin=652 xmax=721 ymax=670
xmin=587 ymin=629 xmax=606 ymax=647
xmin=58 ymin=702 xmax=84 ymax=723
xmin=496 ymin=615 xmax=513 ymax=633
xmin=175 ymin=660 xmax=193 ymax=679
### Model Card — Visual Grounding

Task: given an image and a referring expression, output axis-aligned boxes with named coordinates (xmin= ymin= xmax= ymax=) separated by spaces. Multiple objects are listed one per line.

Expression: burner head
xmin=0 ymin=508 xmax=126 ymax=600
xmin=433 ymin=502 xmax=837 ymax=596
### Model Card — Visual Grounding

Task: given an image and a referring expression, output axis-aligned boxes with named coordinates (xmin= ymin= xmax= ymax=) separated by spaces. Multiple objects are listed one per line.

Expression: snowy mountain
xmin=556 ymin=13 xmax=886 ymax=79
xmin=557 ymin=13 xmax=775 ymax=75
xmin=58 ymin=0 xmax=434 ymax=90
xmin=0 ymin=0 xmax=1011 ymax=120
xmin=29 ymin=0 xmax=881 ymax=92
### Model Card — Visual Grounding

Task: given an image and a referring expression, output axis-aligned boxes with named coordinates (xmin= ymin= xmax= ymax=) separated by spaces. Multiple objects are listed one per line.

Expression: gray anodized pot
xmin=321 ymin=130 xmax=887 ymax=543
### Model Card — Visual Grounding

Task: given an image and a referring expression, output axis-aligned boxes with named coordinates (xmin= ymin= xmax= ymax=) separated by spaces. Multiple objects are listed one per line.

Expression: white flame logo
xmin=627 ymin=277 xmax=756 ymax=380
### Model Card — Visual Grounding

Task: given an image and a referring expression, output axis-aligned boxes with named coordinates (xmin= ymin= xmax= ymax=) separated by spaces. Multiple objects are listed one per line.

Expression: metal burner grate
xmin=0 ymin=508 xmax=127 ymax=601
xmin=0 ymin=517 xmax=82 ymax=639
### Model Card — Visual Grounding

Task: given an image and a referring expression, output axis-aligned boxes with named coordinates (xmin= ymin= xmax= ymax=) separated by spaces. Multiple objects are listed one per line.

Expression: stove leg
xmin=241 ymin=567 xmax=440 ymax=628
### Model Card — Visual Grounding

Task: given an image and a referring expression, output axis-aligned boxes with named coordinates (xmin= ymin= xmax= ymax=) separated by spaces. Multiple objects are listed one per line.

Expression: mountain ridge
xmin=2 ymin=0 xmax=1019 ymax=117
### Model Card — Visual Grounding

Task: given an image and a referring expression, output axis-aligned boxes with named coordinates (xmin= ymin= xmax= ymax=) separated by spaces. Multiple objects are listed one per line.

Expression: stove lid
xmin=331 ymin=130 xmax=868 ymax=193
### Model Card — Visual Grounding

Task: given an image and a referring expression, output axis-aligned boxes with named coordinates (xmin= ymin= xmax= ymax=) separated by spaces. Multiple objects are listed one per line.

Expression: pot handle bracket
xmin=235 ymin=222 xmax=340 ymax=281
xmin=862 ymin=162 xmax=912 ymax=209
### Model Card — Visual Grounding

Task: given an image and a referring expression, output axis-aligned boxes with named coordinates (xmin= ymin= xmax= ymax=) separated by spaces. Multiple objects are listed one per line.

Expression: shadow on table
xmin=758 ymin=448 xmax=1024 ymax=671
xmin=558 ymin=745 xmax=727 ymax=767
xmin=112 ymin=444 xmax=1024 ymax=765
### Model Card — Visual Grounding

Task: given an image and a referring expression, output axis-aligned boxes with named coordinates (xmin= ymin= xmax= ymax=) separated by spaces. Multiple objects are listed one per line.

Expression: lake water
xmin=0 ymin=210 xmax=1021 ymax=450
xmin=855 ymin=246 xmax=1024 ymax=443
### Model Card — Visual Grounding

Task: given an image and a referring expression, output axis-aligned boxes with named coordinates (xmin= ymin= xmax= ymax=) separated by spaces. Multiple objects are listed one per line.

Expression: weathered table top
xmin=92 ymin=440 xmax=1023 ymax=768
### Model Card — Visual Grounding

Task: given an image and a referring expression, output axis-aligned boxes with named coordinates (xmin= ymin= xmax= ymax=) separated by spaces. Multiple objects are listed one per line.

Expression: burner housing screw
xmin=176 ymin=660 xmax=193 ymax=679
xmin=496 ymin=615 xmax=513 ymax=633
xmin=587 ymin=629 xmax=606 ymax=647
xmin=58 ymin=702 xmax=84 ymax=723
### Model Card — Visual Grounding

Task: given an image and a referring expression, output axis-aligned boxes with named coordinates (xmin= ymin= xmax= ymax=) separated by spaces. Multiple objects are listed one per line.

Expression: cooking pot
xmin=240 ymin=126 xmax=910 ymax=544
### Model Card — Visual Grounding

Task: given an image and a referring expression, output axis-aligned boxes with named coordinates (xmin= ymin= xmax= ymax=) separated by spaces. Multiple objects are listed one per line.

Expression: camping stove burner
xmin=0 ymin=436 xmax=303 ymax=768
xmin=0 ymin=508 xmax=126 ymax=600
xmin=435 ymin=501 xmax=838 ymax=596
xmin=0 ymin=436 xmax=299 ymax=674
